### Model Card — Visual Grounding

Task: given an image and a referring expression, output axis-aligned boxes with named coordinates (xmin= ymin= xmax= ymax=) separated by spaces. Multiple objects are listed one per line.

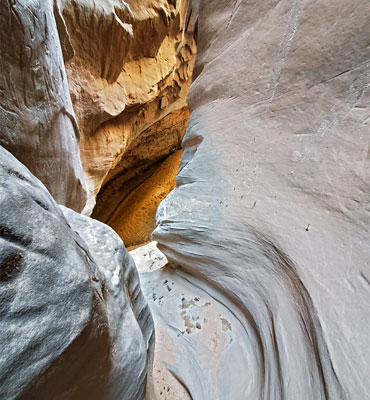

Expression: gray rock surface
xmin=0 ymin=0 xmax=86 ymax=211
xmin=0 ymin=145 xmax=153 ymax=399
xmin=60 ymin=206 xmax=155 ymax=400
xmin=153 ymin=0 xmax=370 ymax=398
xmin=134 ymin=243 xmax=254 ymax=400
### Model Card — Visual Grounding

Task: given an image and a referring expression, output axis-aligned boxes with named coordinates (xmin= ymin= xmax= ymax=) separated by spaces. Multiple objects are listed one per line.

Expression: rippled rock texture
xmin=0 ymin=0 xmax=196 ymax=215
xmin=93 ymin=108 xmax=189 ymax=248
xmin=153 ymin=0 xmax=370 ymax=398
xmin=0 ymin=0 xmax=87 ymax=211
xmin=60 ymin=0 xmax=196 ymax=213
xmin=106 ymin=150 xmax=183 ymax=249
xmin=0 ymin=146 xmax=154 ymax=399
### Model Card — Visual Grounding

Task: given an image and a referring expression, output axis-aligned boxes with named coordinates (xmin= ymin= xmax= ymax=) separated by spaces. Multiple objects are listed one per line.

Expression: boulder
xmin=0 ymin=145 xmax=154 ymax=399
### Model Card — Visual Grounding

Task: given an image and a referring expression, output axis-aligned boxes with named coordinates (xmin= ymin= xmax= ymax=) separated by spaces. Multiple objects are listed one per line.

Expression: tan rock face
xmin=60 ymin=0 xmax=196 ymax=214
xmin=107 ymin=150 xmax=183 ymax=250
xmin=92 ymin=107 xmax=189 ymax=221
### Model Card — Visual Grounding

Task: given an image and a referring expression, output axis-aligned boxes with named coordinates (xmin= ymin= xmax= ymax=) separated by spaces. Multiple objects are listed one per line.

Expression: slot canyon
xmin=0 ymin=0 xmax=369 ymax=399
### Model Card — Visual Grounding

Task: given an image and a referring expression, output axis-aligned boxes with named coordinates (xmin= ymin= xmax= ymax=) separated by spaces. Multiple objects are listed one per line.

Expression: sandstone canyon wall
xmin=0 ymin=0 xmax=87 ymax=211
xmin=0 ymin=0 xmax=196 ymax=218
xmin=1 ymin=0 xmax=370 ymax=399
xmin=0 ymin=1 xmax=159 ymax=399
xmin=60 ymin=0 xmax=196 ymax=215
xmin=151 ymin=0 xmax=370 ymax=399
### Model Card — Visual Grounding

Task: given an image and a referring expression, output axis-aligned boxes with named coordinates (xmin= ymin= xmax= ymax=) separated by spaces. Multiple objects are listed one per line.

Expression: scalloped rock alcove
xmin=61 ymin=0 xmax=197 ymax=216
xmin=92 ymin=108 xmax=190 ymax=249
xmin=62 ymin=0 xmax=197 ymax=249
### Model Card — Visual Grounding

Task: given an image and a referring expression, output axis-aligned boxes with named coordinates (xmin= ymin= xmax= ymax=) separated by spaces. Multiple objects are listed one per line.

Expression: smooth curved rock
xmin=0 ymin=145 xmax=154 ymax=399
xmin=134 ymin=244 xmax=256 ymax=400
xmin=0 ymin=0 xmax=87 ymax=211
xmin=60 ymin=206 xmax=155 ymax=400
xmin=153 ymin=0 xmax=370 ymax=398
